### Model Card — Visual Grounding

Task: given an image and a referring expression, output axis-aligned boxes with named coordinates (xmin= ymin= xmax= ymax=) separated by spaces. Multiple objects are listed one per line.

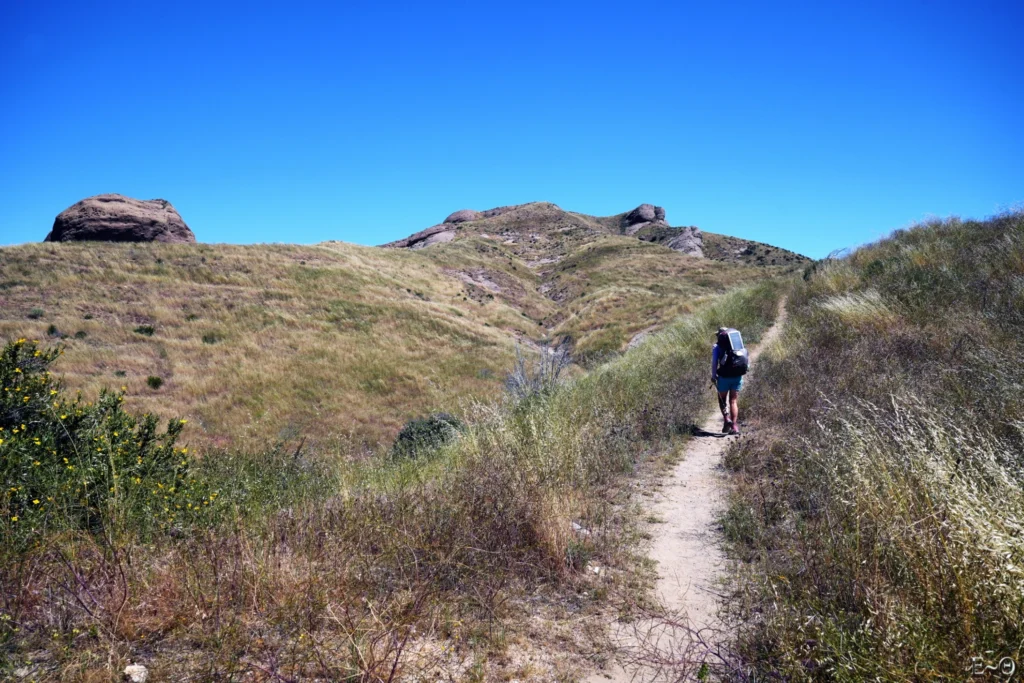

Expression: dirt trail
xmin=587 ymin=305 xmax=786 ymax=682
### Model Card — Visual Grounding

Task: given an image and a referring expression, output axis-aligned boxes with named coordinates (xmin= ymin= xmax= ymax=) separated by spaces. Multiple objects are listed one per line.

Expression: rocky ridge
xmin=382 ymin=202 xmax=708 ymax=258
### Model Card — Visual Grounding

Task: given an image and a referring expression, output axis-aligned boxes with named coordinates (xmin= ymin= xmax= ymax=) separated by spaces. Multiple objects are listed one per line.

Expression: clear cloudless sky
xmin=1 ymin=0 xmax=1021 ymax=257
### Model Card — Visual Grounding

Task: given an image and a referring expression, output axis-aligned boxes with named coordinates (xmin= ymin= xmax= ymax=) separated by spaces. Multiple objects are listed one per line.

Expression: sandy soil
xmin=587 ymin=306 xmax=786 ymax=682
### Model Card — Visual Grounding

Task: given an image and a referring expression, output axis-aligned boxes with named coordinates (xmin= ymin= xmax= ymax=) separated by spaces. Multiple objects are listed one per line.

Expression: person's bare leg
xmin=729 ymin=389 xmax=739 ymax=424
xmin=718 ymin=391 xmax=729 ymax=420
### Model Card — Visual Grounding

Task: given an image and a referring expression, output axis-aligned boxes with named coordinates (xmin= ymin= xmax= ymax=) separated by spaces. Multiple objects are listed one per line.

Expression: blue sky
xmin=1 ymin=1 xmax=1021 ymax=258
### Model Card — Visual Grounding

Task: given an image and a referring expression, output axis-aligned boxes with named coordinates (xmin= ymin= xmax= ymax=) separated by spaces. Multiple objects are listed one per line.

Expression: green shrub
xmin=45 ymin=324 xmax=60 ymax=337
xmin=0 ymin=339 xmax=196 ymax=547
xmin=134 ymin=325 xmax=155 ymax=336
xmin=391 ymin=412 xmax=465 ymax=459
xmin=74 ymin=330 xmax=87 ymax=339
xmin=201 ymin=332 xmax=220 ymax=344
xmin=146 ymin=375 xmax=164 ymax=389
xmin=27 ymin=308 xmax=44 ymax=320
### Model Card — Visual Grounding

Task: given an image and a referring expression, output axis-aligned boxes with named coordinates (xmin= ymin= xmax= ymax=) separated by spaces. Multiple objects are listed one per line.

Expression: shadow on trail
xmin=689 ymin=425 xmax=731 ymax=439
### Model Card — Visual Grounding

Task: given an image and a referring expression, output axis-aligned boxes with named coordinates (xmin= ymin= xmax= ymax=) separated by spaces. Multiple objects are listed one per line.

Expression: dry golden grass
xmin=1 ymin=281 xmax=786 ymax=681
xmin=723 ymin=212 xmax=1024 ymax=680
xmin=1 ymin=234 xmax=784 ymax=451
xmin=540 ymin=237 xmax=789 ymax=360
xmin=0 ymin=241 xmax=530 ymax=451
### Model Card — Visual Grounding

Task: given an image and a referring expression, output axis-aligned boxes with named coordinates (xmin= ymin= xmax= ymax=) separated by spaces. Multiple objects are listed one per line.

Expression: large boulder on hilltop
xmin=622 ymin=204 xmax=668 ymax=235
xmin=444 ymin=209 xmax=482 ymax=224
xmin=630 ymin=204 xmax=658 ymax=223
xmin=46 ymin=194 xmax=195 ymax=243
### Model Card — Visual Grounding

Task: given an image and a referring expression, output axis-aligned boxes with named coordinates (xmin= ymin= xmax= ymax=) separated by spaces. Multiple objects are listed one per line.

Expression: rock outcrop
xmin=384 ymin=205 xmax=535 ymax=249
xmin=665 ymin=227 xmax=704 ymax=258
xmin=621 ymin=204 xmax=668 ymax=235
xmin=381 ymin=224 xmax=456 ymax=249
xmin=444 ymin=209 xmax=482 ymax=224
xmin=46 ymin=194 xmax=195 ymax=243
xmin=382 ymin=201 xmax=708 ymax=258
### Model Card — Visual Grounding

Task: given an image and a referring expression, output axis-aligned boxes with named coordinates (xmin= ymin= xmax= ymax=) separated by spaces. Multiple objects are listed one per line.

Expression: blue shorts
xmin=716 ymin=375 xmax=744 ymax=392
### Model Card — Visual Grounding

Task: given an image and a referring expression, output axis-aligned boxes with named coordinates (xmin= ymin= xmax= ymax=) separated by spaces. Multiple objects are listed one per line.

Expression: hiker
xmin=712 ymin=327 xmax=749 ymax=435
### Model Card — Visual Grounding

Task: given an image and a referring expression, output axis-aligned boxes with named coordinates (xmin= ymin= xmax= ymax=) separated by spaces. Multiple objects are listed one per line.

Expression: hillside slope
xmin=389 ymin=201 xmax=807 ymax=359
xmin=726 ymin=211 xmax=1024 ymax=679
xmin=0 ymin=203 xmax=802 ymax=450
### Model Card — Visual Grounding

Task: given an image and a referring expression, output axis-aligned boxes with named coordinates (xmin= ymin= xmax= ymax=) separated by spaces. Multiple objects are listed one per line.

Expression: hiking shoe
xmin=722 ymin=419 xmax=733 ymax=433
xmin=729 ymin=424 xmax=741 ymax=436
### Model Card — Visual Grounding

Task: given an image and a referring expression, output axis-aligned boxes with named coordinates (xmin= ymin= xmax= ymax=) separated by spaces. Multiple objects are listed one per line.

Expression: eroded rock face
xmin=46 ymin=194 xmax=195 ymax=243
xmin=665 ymin=227 xmax=704 ymax=257
xmin=622 ymin=204 xmax=668 ymax=235
xmin=381 ymin=224 xmax=456 ymax=249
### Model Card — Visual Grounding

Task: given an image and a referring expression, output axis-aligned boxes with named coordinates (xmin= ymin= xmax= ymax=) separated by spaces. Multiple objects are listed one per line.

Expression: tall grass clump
xmin=1 ymin=281 xmax=785 ymax=680
xmin=724 ymin=211 xmax=1024 ymax=680
xmin=505 ymin=343 xmax=572 ymax=400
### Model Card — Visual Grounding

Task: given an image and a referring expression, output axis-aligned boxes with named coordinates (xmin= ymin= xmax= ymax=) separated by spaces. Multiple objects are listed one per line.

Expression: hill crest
xmin=382 ymin=201 xmax=809 ymax=268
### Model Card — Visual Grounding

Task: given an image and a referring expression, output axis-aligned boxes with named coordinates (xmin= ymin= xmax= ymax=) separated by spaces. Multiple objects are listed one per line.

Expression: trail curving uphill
xmin=588 ymin=303 xmax=787 ymax=682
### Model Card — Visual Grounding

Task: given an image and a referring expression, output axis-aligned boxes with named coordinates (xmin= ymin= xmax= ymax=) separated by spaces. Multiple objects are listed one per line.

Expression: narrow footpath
xmin=587 ymin=306 xmax=786 ymax=682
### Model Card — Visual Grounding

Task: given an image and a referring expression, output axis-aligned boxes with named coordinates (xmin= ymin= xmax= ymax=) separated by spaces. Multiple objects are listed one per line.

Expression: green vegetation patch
xmin=391 ymin=412 xmax=465 ymax=460
xmin=0 ymin=339 xmax=196 ymax=548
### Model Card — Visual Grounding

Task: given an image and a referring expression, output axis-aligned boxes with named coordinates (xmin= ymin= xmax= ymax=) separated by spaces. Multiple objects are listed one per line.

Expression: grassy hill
xmin=0 ymin=241 xmax=524 ymax=451
xmin=0 ymin=204 xmax=802 ymax=450
xmin=725 ymin=211 xmax=1024 ymax=680
xmin=0 ymin=278 xmax=787 ymax=681
xmin=701 ymin=230 xmax=809 ymax=266
xmin=0 ymin=201 xmax=805 ymax=678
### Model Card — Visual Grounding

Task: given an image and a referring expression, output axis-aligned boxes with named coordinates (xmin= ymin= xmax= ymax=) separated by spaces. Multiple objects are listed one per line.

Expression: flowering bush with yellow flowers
xmin=0 ymin=338 xmax=201 ymax=546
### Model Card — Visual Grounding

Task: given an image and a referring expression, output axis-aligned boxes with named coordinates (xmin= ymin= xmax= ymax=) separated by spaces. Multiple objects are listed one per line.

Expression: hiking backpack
xmin=717 ymin=328 xmax=749 ymax=377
